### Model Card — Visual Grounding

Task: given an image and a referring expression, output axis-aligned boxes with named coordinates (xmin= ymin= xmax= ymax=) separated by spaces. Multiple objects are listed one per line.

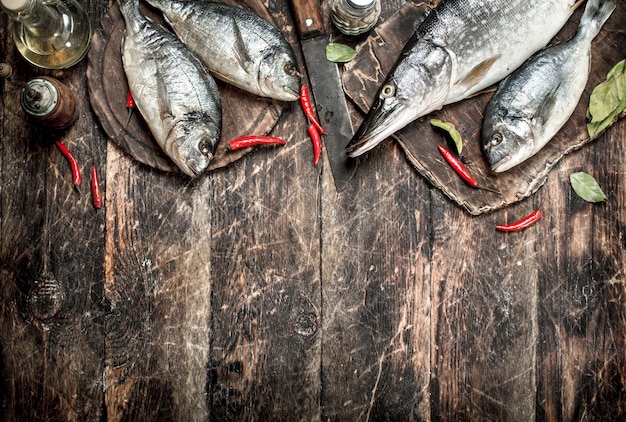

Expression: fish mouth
xmin=346 ymin=99 xmax=415 ymax=157
xmin=281 ymin=82 xmax=300 ymax=101
xmin=489 ymin=155 xmax=513 ymax=173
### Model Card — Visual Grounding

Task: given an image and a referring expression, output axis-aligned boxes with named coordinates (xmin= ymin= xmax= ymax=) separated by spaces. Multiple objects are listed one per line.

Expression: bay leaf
xmin=570 ymin=171 xmax=607 ymax=203
xmin=430 ymin=119 xmax=463 ymax=154
xmin=326 ymin=43 xmax=356 ymax=63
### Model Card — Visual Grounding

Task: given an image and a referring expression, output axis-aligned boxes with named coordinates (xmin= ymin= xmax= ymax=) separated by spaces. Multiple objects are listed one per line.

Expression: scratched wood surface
xmin=0 ymin=0 xmax=625 ymax=421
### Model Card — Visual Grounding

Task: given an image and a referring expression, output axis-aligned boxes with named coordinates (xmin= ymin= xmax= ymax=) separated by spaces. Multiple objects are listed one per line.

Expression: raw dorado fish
xmin=482 ymin=0 xmax=617 ymax=172
xmin=145 ymin=0 xmax=301 ymax=101
xmin=346 ymin=0 xmax=580 ymax=157
xmin=117 ymin=0 xmax=222 ymax=177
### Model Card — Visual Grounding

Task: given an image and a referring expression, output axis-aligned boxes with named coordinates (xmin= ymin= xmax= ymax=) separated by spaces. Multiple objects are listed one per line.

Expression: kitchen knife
xmin=290 ymin=0 xmax=357 ymax=192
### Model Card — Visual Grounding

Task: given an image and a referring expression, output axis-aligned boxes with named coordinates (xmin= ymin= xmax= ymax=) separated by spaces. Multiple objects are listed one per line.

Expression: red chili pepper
xmin=90 ymin=165 xmax=103 ymax=208
xmin=55 ymin=141 xmax=81 ymax=185
xmin=126 ymin=89 xmax=135 ymax=125
xmin=300 ymin=85 xmax=326 ymax=135
xmin=228 ymin=135 xmax=286 ymax=151
xmin=126 ymin=89 xmax=135 ymax=109
xmin=437 ymin=144 xmax=478 ymax=187
xmin=307 ymin=124 xmax=322 ymax=167
xmin=496 ymin=210 xmax=542 ymax=232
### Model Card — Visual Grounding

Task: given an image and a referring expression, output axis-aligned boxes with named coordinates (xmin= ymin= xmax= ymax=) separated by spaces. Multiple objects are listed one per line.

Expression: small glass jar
xmin=330 ymin=0 xmax=381 ymax=36
xmin=1 ymin=0 xmax=91 ymax=69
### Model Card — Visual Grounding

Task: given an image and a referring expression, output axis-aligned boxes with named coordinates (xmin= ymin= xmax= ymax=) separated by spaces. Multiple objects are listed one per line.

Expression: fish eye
xmin=381 ymin=83 xmax=396 ymax=99
xmin=284 ymin=63 xmax=300 ymax=78
xmin=198 ymin=140 xmax=212 ymax=156
xmin=489 ymin=133 xmax=503 ymax=147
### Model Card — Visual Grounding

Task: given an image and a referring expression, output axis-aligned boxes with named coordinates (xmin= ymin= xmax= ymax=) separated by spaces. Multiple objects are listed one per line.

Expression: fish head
xmin=346 ymin=45 xmax=452 ymax=157
xmin=169 ymin=117 xmax=221 ymax=177
xmin=482 ymin=114 xmax=535 ymax=173
xmin=258 ymin=49 xmax=301 ymax=101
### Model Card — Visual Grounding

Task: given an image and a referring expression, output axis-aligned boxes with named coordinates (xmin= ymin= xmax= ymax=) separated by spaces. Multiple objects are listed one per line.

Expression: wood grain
xmin=0 ymin=2 xmax=108 ymax=420
xmin=1 ymin=0 xmax=625 ymax=421
xmin=320 ymin=138 xmax=432 ymax=420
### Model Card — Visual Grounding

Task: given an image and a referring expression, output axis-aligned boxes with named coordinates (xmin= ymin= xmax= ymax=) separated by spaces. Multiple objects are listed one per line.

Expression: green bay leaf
xmin=570 ymin=171 xmax=607 ymax=203
xmin=606 ymin=59 xmax=625 ymax=80
xmin=587 ymin=93 xmax=626 ymax=138
xmin=430 ymin=119 xmax=463 ymax=154
xmin=326 ymin=43 xmax=356 ymax=63
xmin=587 ymin=60 xmax=626 ymax=124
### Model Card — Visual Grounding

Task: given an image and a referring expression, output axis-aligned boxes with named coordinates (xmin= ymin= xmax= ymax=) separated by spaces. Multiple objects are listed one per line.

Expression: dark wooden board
xmin=0 ymin=1 xmax=109 ymax=420
xmin=2 ymin=0 xmax=625 ymax=420
xmin=98 ymin=1 xmax=323 ymax=419
xmin=86 ymin=0 xmax=287 ymax=173
xmin=343 ymin=2 xmax=626 ymax=214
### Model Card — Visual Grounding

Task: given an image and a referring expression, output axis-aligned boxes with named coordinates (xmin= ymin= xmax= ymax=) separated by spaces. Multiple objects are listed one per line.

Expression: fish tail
xmin=576 ymin=0 xmax=618 ymax=42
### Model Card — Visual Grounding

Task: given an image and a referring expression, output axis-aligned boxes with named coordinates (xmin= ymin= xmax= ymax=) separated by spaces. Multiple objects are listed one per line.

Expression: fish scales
xmin=145 ymin=0 xmax=301 ymax=101
xmin=346 ymin=0 xmax=579 ymax=157
xmin=118 ymin=0 xmax=221 ymax=177
xmin=482 ymin=0 xmax=618 ymax=172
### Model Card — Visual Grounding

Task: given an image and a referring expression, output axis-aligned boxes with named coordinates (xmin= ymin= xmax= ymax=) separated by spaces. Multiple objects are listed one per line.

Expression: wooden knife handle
xmin=290 ymin=0 xmax=325 ymax=39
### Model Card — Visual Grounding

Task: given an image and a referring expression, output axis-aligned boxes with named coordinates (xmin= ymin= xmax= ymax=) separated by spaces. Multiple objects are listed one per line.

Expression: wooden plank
xmin=102 ymin=144 xmax=216 ymax=420
xmin=206 ymin=110 xmax=322 ymax=419
xmin=0 ymin=7 xmax=107 ymax=419
xmin=429 ymin=191 xmax=539 ymax=420
xmin=535 ymin=122 xmax=626 ymax=421
xmin=101 ymin=0 xmax=323 ymax=418
xmin=320 ymin=140 xmax=432 ymax=420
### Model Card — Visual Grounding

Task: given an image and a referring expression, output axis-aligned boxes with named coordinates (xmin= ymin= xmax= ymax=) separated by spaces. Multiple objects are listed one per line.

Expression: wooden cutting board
xmin=343 ymin=2 xmax=626 ymax=215
xmin=86 ymin=0 xmax=289 ymax=173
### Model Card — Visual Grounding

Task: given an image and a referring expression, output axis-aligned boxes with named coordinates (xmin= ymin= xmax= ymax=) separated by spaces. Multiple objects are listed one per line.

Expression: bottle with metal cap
xmin=1 ymin=0 xmax=91 ymax=69
xmin=20 ymin=76 xmax=78 ymax=129
xmin=330 ymin=0 xmax=381 ymax=36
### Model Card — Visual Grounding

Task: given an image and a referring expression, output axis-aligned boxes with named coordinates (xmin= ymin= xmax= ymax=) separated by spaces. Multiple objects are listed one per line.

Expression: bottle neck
xmin=2 ymin=0 xmax=61 ymax=39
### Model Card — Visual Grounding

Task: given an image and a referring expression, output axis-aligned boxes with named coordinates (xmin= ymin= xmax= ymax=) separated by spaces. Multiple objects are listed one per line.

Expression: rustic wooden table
xmin=1 ymin=1 xmax=624 ymax=420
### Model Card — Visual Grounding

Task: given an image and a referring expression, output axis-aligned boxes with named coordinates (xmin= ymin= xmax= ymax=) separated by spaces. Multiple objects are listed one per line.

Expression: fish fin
xmin=466 ymin=85 xmax=497 ymax=99
xmin=533 ymin=82 xmax=562 ymax=126
xmin=457 ymin=55 xmax=501 ymax=92
xmin=156 ymin=72 xmax=175 ymax=122
xmin=231 ymin=17 xmax=253 ymax=72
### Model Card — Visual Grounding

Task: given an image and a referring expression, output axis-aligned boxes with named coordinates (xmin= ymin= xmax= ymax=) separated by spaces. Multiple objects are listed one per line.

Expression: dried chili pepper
xmin=126 ymin=89 xmax=135 ymax=125
xmin=496 ymin=210 xmax=542 ymax=232
xmin=437 ymin=145 xmax=500 ymax=194
xmin=300 ymin=85 xmax=326 ymax=135
xmin=55 ymin=141 xmax=81 ymax=185
xmin=228 ymin=135 xmax=286 ymax=151
xmin=307 ymin=124 xmax=322 ymax=167
xmin=437 ymin=144 xmax=478 ymax=186
xmin=90 ymin=165 xmax=103 ymax=208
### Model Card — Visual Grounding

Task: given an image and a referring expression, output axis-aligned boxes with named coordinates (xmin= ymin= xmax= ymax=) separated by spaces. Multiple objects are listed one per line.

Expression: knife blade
xmin=290 ymin=0 xmax=357 ymax=192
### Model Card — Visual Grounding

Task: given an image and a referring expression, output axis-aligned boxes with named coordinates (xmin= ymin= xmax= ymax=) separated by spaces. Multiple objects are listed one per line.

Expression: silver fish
xmin=118 ymin=0 xmax=221 ymax=177
xmin=482 ymin=0 xmax=617 ymax=172
xmin=346 ymin=0 xmax=580 ymax=157
xmin=145 ymin=0 xmax=301 ymax=101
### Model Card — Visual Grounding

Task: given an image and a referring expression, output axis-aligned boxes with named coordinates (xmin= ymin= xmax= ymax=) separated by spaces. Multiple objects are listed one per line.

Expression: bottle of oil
xmin=330 ymin=0 xmax=381 ymax=36
xmin=20 ymin=76 xmax=78 ymax=129
xmin=1 ymin=0 xmax=91 ymax=69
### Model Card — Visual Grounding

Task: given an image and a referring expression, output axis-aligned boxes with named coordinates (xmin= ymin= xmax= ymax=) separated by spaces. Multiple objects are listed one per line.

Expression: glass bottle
xmin=330 ymin=0 xmax=381 ymax=36
xmin=1 ymin=0 xmax=91 ymax=69
xmin=20 ymin=76 xmax=78 ymax=129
